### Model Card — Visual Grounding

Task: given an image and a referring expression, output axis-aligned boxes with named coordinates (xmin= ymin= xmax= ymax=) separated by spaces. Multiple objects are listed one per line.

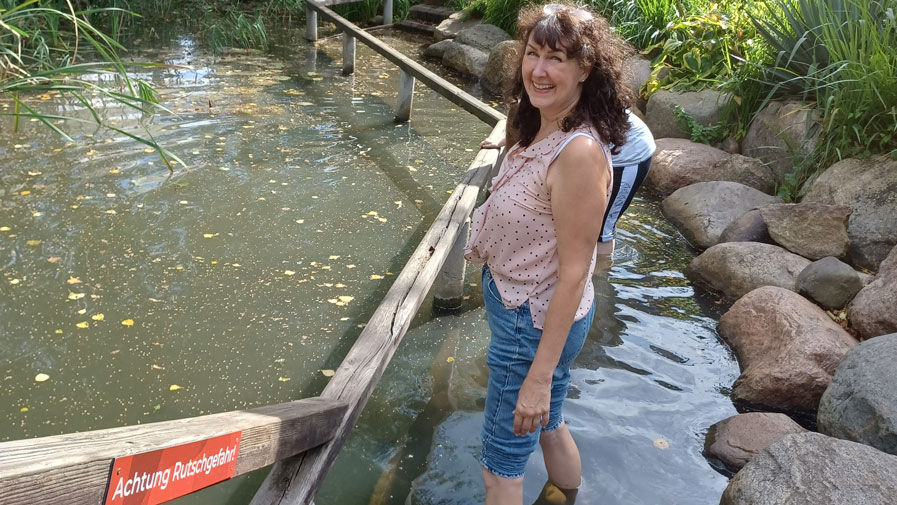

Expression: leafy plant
xmin=671 ymin=105 xmax=728 ymax=144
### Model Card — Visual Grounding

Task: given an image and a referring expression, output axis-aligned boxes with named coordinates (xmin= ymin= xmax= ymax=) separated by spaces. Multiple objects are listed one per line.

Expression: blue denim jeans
xmin=480 ymin=266 xmax=595 ymax=479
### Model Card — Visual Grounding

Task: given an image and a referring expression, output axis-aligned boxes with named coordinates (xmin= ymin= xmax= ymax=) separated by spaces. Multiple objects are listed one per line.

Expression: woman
xmin=464 ymin=3 xmax=633 ymax=504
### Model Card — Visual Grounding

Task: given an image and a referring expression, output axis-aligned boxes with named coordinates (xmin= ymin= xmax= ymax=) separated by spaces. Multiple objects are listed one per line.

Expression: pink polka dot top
xmin=464 ymin=124 xmax=612 ymax=330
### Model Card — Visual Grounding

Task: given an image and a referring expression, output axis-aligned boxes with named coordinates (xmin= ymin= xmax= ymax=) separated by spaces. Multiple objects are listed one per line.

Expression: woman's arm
xmin=512 ymin=136 xmax=610 ymax=436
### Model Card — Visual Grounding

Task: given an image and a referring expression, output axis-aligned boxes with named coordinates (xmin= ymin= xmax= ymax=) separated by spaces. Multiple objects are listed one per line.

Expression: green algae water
xmin=0 ymin=28 xmax=738 ymax=505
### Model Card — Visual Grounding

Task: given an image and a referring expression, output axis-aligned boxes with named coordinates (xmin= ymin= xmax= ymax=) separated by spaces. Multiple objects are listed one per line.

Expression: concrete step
xmin=408 ymin=4 xmax=456 ymax=24
xmin=397 ymin=19 xmax=436 ymax=36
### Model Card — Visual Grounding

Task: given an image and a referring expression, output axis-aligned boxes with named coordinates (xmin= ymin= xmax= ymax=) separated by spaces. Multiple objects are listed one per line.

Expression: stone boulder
xmin=454 ymin=24 xmax=510 ymax=53
xmin=742 ymin=101 xmax=819 ymax=180
xmin=803 ymin=155 xmax=897 ymax=271
xmin=704 ymin=412 xmax=806 ymax=472
xmin=434 ymin=12 xmax=479 ymax=42
xmin=479 ymin=40 xmax=520 ymax=97
xmin=759 ymin=203 xmax=851 ymax=260
xmin=646 ymin=139 xmax=731 ymax=196
xmin=662 ymin=182 xmax=782 ymax=249
xmin=718 ymin=286 xmax=857 ymax=413
xmin=645 ymin=89 xmax=729 ymax=140
xmin=720 ymin=432 xmax=897 ymax=505
xmin=712 ymin=154 xmax=777 ymax=194
xmin=818 ymin=333 xmax=897 ymax=456
xmin=686 ymin=242 xmax=810 ymax=300
xmin=796 ymin=257 xmax=863 ymax=309
xmin=718 ymin=209 xmax=772 ymax=244
xmin=624 ymin=55 xmax=652 ymax=112
xmin=442 ymin=42 xmax=488 ymax=78
xmin=423 ymin=39 xmax=455 ymax=60
xmin=848 ymin=245 xmax=897 ymax=339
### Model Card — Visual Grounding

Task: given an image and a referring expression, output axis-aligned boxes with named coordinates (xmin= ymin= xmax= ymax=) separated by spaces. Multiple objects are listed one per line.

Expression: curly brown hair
xmin=508 ymin=2 xmax=633 ymax=154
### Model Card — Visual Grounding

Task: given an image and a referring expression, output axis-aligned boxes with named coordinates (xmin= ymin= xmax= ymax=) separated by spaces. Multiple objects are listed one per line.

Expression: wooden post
xmin=396 ymin=70 xmax=415 ymax=122
xmin=383 ymin=0 xmax=393 ymax=26
xmin=434 ymin=220 xmax=469 ymax=310
xmin=306 ymin=7 xmax=318 ymax=42
xmin=342 ymin=32 xmax=356 ymax=75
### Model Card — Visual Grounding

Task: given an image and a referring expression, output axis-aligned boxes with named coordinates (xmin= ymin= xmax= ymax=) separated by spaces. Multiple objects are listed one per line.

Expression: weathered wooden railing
xmin=0 ymin=398 xmax=347 ymax=505
xmin=0 ymin=5 xmax=506 ymax=504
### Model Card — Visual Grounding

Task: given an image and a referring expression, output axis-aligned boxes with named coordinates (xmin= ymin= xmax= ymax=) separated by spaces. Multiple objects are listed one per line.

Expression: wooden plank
xmin=0 ymin=397 xmax=347 ymax=505
xmin=396 ymin=69 xmax=415 ymax=122
xmin=249 ymin=120 xmax=506 ymax=505
xmin=306 ymin=0 xmax=506 ymax=127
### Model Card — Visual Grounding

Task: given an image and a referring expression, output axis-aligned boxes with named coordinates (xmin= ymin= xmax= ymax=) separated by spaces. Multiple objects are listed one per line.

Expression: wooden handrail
xmin=250 ymin=120 xmax=507 ymax=505
xmin=306 ymin=0 xmax=506 ymax=127
xmin=0 ymin=397 xmax=347 ymax=505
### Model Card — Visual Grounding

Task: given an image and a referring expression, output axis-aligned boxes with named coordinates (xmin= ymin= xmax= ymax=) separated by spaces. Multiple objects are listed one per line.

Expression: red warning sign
xmin=104 ymin=432 xmax=241 ymax=505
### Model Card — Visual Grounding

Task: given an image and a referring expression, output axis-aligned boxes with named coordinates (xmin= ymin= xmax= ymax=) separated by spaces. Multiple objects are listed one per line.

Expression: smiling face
xmin=521 ymin=32 xmax=589 ymax=121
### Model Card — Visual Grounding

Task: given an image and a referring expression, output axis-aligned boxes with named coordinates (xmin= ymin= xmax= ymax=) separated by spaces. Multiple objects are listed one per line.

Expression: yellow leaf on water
xmin=32 ymin=212 xmax=42 ymax=217
xmin=337 ymin=296 xmax=354 ymax=304
xmin=75 ymin=321 xmax=89 ymax=329
xmin=446 ymin=357 xmax=455 ymax=363
xmin=77 ymin=309 xmax=86 ymax=315
xmin=105 ymin=210 xmax=117 ymax=215
xmin=48 ymin=257 xmax=60 ymax=263
xmin=278 ymin=377 xmax=290 ymax=382
xmin=54 ymin=329 xmax=62 ymax=334
xmin=28 ymin=171 xmax=41 ymax=176
xmin=366 ymin=211 xmax=378 ymax=216
xmin=653 ymin=438 xmax=670 ymax=450
xmin=295 ymin=219 xmax=305 ymax=224
xmin=169 ymin=384 xmax=182 ymax=391
xmin=377 ymin=217 xmax=387 ymax=223
xmin=121 ymin=319 xmax=134 ymax=327
xmin=370 ymin=274 xmax=384 ymax=280
xmin=346 ymin=264 xmax=356 ymax=269
xmin=20 ymin=190 xmax=31 ymax=196
xmin=334 ymin=283 xmax=347 ymax=288
xmin=321 ymin=369 xmax=335 ymax=377
xmin=144 ymin=147 xmax=155 ymax=153
xmin=202 ymin=233 xmax=218 ymax=238
xmin=35 ymin=373 xmax=50 ymax=382
xmin=9 ymin=279 xmax=20 ymax=285
xmin=91 ymin=314 xmax=104 ymax=321
xmin=0 ymin=226 xmax=10 ymax=232
xmin=328 ymin=255 xmax=340 ymax=260
xmin=284 ymin=270 xmax=296 ymax=276
xmin=67 ymin=277 xmax=82 ymax=284
xmin=26 ymin=240 xmax=41 ymax=246
xmin=68 ymin=292 xmax=85 ymax=300
xmin=109 ymin=168 xmax=120 ymax=174
xmin=151 ymin=364 xmax=163 ymax=370
xmin=20 ymin=407 xmax=28 ymax=412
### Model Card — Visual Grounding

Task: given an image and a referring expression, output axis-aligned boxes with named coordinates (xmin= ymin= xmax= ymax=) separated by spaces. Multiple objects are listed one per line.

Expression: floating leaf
xmin=337 ymin=296 xmax=354 ymax=304
xmin=68 ymin=292 xmax=85 ymax=300
xmin=67 ymin=277 xmax=82 ymax=285
xmin=284 ymin=270 xmax=296 ymax=276
xmin=20 ymin=190 xmax=31 ymax=196
xmin=446 ymin=356 xmax=455 ymax=363
xmin=48 ymin=257 xmax=60 ymax=263
xmin=328 ymin=255 xmax=341 ymax=260
xmin=278 ymin=377 xmax=291 ymax=382
xmin=105 ymin=210 xmax=117 ymax=215
xmin=34 ymin=373 xmax=50 ymax=382
xmin=76 ymin=321 xmax=89 ymax=329
xmin=366 ymin=211 xmax=378 ymax=216
xmin=9 ymin=279 xmax=20 ymax=285
xmin=370 ymin=274 xmax=384 ymax=280
xmin=54 ymin=329 xmax=62 ymax=334
xmin=32 ymin=212 xmax=43 ymax=217
xmin=295 ymin=219 xmax=305 ymax=224
xmin=0 ymin=226 xmax=10 ymax=232
xmin=20 ymin=407 xmax=29 ymax=413
xmin=203 ymin=233 xmax=218 ymax=238
xmin=26 ymin=240 xmax=41 ymax=246
xmin=121 ymin=319 xmax=134 ymax=327
xmin=91 ymin=314 xmax=104 ymax=321
xmin=151 ymin=364 xmax=163 ymax=370
xmin=321 ymin=369 xmax=335 ymax=377
xmin=169 ymin=384 xmax=182 ymax=391
xmin=653 ymin=438 xmax=670 ymax=450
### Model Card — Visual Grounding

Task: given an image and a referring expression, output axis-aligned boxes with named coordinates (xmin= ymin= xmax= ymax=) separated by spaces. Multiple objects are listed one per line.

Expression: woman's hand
xmin=480 ymin=137 xmax=506 ymax=150
xmin=514 ymin=374 xmax=551 ymax=435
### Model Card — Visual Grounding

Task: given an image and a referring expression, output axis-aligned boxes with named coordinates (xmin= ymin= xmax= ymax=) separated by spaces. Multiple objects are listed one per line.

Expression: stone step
xmin=397 ymin=19 xmax=436 ymax=36
xmin=408 ymin=4 xmax=455 ymax=24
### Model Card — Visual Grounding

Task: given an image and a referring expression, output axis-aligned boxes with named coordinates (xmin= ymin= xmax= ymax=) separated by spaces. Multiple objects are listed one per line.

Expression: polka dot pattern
xmin=465 ymin=124 xmax=612 ymax=329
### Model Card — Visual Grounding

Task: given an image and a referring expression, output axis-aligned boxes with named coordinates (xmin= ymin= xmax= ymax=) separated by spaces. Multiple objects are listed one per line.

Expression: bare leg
xmin=539 ymin=423 xmax=581 ymax=489
xmin=483 ymin=467 xmax=524 ymax=505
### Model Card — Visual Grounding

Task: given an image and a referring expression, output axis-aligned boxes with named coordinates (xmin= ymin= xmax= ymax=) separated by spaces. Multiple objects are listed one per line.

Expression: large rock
xmin=646 ymin=139 xmax=731 ymax=196
xmin=796 ymin=256 xmax=864 ymax=309
xmin=645 ymin=89 xmax=729 ymax=140
xmin=818 ymin=333 xmax=897 ymax=456
xmin=803 ymin=155 xmax=897 ymax=271
xmin=718 ymin=286 xmax=857 ymax=413
xmin=718 ymin=209 xmax=772 ymax=244
xmin=442 ymin=42 xmax=488 ymax=78
xmin=423 ymin=39 xmax=455 ymax=60
xmin=712 ymin=154 xmax=777 ymax=194
xmin=624 ymin=55 xmax=652 ymax=112
xmin=479 ymin=40 xmax=520 ymax=97
xmin=434 ymin=12 xmax=479 ymax=42
xmin=704 ymin=412 xmax=806 ymax=472
xmin=720 ymin=432 xmax=897 ymax=505
xmin=741 ymin=101 xmax=819 ymax=180
xmin=454 ymin=23 xmax=510 ymax=53
xmin=686 ymin=242 xmax=810 ymax=300
xmin=848 ymin=245 xmax=897 ymax=339
xmin=759 ymin=203 xmax=851 ymax=260
xmin=662 ymin=182 xmax=782 ymax=249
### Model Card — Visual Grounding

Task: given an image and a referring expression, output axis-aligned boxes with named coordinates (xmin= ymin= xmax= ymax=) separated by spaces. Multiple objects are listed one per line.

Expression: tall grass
xmin=1 ymin=1 xmax=180 ymax=168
